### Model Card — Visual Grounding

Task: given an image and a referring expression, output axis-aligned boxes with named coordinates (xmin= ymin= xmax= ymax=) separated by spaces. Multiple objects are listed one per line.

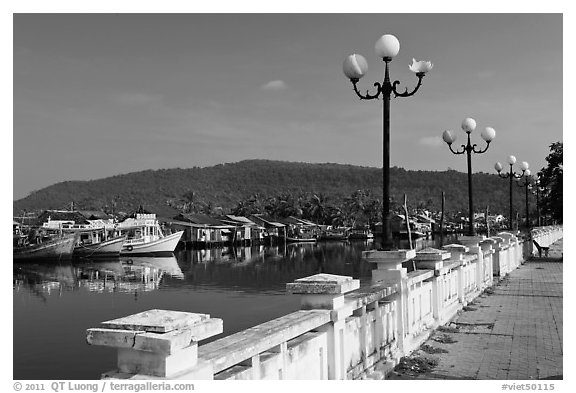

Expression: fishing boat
xmin=284 ymin=236 xmax=317 ymax=243
xmin=116 ymin=213 xmax=183 ymax=256
xmin=13 ymin=233 xmax=77 ymax=262
xmin=317 ymin=229 xmax=349 ymax=241
xmin=348 ymin=228 xmax=374 ymax=240
xmin=74 ymin=232 xmax=126 ymax=258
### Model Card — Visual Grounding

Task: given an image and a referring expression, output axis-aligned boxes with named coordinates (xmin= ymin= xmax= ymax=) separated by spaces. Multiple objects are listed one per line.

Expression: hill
xmin=13 ymin=159 xmax=529 ymax=218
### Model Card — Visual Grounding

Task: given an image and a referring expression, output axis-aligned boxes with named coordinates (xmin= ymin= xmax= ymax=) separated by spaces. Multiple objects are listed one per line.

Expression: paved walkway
xmin=388 ymin=239 xmax=563 ymax=380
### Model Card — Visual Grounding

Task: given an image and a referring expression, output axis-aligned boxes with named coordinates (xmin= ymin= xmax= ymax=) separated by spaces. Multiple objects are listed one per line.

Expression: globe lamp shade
xmin=374 ymin=34 xmax=400 ymax=59
xmin=343 ymin=54 xmax=368 ymax=80
xmin=461 ymin=118 xmax=477 ymax=133
xmin=442 ymin=130 xmax=456 ymax=144
xmin=481 ymin=127 xmax=496 ymax=142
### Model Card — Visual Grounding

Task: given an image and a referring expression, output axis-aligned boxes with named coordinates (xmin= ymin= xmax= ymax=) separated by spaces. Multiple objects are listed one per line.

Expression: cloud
xmin=261 ymin=80 xmax=288 ymax=91
xmin=113 ymin=93 xmax=165 ymax=106
xmin=418 ymin=136 xmax=443 ymax=147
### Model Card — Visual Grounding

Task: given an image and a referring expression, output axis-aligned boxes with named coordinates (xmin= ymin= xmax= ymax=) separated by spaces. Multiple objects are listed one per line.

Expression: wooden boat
xmin=116 ymin=213 xmax=183 ymax=256
xmin=74 ymin=235 xmax=126 ymax=258
xmin=348 ymin=229 xmax=374 ymax=240
xmin=13 ymin=233 xmax=77 ymax=262
xmin=284 ymin=236 xmax=317 ymax=243
xmin=318 ymin=230 xmax=349 ymax=241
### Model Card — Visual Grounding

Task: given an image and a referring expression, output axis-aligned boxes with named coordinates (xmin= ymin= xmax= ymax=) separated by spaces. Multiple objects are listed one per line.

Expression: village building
xmin=170 ymin=213 xmax=235 ymax=248
xmin=248 ymin=214 xmax=287 ymax=242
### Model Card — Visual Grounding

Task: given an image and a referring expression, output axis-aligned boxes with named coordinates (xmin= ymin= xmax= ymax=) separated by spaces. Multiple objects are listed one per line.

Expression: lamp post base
xmin=379 ymin=239 xmax=395 ymax=251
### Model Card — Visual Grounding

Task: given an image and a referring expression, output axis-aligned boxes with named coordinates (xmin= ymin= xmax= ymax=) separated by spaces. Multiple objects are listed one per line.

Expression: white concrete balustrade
xmin=86 ymin=226 xmax=562 ymax=380
xmin=530 ymin=225 xmax=563 ymax=257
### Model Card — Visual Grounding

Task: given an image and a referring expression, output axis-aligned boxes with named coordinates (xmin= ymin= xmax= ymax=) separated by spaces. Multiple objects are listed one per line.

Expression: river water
xmin=13 ymin=236 xmax=451 ymax=379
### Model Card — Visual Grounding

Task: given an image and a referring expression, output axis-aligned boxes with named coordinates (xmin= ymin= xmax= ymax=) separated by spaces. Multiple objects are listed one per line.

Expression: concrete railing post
xmin=414 ymin=247 xmax=451 ymax=270
xmin=458 ymin=235 xmax=486 ymax=286
xmin=490 ymin=236 xmax=506 ymax=277
xmin=442 ymin=244 xmax=469 ymax=262
xmin=479 ymin=239 xmax=495 ymax=288
xmin=441 ymin=245 xmax=469 ymax=303
xmin=362 ymin=249 xmax=415 ymax=353
xmin=287 ymin=274 xmax=359 ymax=380
xmin=498 ymin=232 xmax=518 ymax=269
xmin=87 ymin=309 xmax=223 ymax=380
xmin=414 ymin=247 xmax=451 ymax=321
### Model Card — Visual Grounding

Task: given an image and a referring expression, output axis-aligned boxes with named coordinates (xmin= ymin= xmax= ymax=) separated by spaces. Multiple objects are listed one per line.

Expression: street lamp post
xmin=495 ymin=156 xmax=529 ymax=232
xmin=534 ymin=179 xmax=541 ymax=227
xmin=442 ymin=118 xmax=495 ymax=236
xmin=343 ymin=34 xmax=432 ymax=250
xmin=516 ymin=170 xmax=532 ymax=230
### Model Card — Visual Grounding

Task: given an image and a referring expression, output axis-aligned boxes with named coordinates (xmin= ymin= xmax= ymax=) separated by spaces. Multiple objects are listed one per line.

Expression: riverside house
xmin=218 ymin=215 xmax=266 ymax=246
xmin=248 ymin=214 xmax=287 ymax=243
xmin=171 ymin=213 xmax=235 ymax=248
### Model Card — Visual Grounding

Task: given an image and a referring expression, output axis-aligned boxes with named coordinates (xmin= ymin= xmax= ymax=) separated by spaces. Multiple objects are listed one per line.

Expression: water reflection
xmin=13 ymin=236 xmax=456 ymax=380
xmin=13 ymin=255 xmax=184 ymax=298
xmin=13 ymin=241 xmax=381 ymax=299
xmin=13 ymin=236 xmax=456 ymax=299
xmin=175 ymin=241 xmax=377 ymax=294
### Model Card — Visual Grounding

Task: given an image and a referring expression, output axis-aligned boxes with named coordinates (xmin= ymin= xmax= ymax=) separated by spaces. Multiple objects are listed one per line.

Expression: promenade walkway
xmin=387 ymin=239 xmax=563 ymax=380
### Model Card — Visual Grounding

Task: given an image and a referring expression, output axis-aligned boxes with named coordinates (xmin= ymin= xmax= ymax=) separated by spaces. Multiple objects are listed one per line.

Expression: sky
xmin=12 ymin=12 xmax=563 ymax=200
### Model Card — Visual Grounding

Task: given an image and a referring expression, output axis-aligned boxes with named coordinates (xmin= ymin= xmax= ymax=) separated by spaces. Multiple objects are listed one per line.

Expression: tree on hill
xmin=13 ymin=159 xmax=529 ymax=219
xmin=538 ymin=142 xmax=562 ymax=222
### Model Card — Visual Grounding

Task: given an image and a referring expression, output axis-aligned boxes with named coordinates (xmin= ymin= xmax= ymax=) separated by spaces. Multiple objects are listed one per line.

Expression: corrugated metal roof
xmin=78 ymin=210 xmax=112 ymax=220
xmin=173 ymin=213 xmax=229 ymax=226
xmin=225 ymin=215 xmax=257 ymax=225
xmin=37 ymin=210 xmax=90 ymax=224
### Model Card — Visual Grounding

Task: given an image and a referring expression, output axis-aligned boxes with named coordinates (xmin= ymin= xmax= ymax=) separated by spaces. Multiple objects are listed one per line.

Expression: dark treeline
xmin=14 ymin=159 xmax=533 ymax=219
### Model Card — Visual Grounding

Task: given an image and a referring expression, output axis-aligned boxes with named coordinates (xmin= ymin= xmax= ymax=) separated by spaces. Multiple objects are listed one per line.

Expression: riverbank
xmin=384 ymin=239 xmax=563 ymax=380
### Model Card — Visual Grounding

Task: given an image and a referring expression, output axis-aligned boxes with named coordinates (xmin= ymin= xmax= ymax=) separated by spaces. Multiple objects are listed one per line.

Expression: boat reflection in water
xmin=17 ymin=237 xmax=465 ymax=380
xmin=13 ymin=255 xmax=184 ymax=297
xmin=78 ymin=256 xmax=184 ymax=293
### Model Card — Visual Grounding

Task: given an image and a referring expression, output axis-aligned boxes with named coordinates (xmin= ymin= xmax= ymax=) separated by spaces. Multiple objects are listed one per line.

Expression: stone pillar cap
xmin=414 ymin=247 xmax=451 ymax=261
xmin=442 ymin=244 xmax=470 ymax=252
xmin=362 ymin=249 xmax=416 ymax=262
xmin=102 ymin=309 xmax=209 ymax=333
xmin=286 ymin=273 xmax=359 ymax=295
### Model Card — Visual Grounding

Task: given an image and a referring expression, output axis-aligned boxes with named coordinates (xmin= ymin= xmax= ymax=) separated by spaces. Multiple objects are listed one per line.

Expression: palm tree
xmin=326 ymin=205 xmax=345 ymax=227
xmin=305 ymin=193 xmax=329 ymax=224
xmin=232 ymin=193 xmax=265 ymax=216
xmin=343 ymin=190 xmax=369 ymax=228
xmin=266 ymin=192 xmax=303 ymax=218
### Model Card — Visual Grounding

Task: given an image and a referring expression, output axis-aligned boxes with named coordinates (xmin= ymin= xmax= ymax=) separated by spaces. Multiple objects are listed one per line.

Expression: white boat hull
xmin=120 ymin=231 xmax=183 ymax=256
xmin=74 ymin=235 xmax=126 ymax=257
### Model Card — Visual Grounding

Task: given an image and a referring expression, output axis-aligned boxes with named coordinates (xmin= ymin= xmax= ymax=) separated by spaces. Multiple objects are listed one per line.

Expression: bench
xmin=532 ymin=240 xmax=549 ymax=257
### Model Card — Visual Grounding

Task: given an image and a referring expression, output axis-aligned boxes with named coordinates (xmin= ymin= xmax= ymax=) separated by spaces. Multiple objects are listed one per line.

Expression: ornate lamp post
xmin=534 ymin=178 xmax=541 ymax=227
xmin=442 ymin=118 xmax=495 ymax=236
xmin=495 ymin=156 xmax=529 ymax=232
xmin=516 ymin=170 xmax=532 ymax=230
xmin=343 ymin=34 xmax=432 ymax=250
